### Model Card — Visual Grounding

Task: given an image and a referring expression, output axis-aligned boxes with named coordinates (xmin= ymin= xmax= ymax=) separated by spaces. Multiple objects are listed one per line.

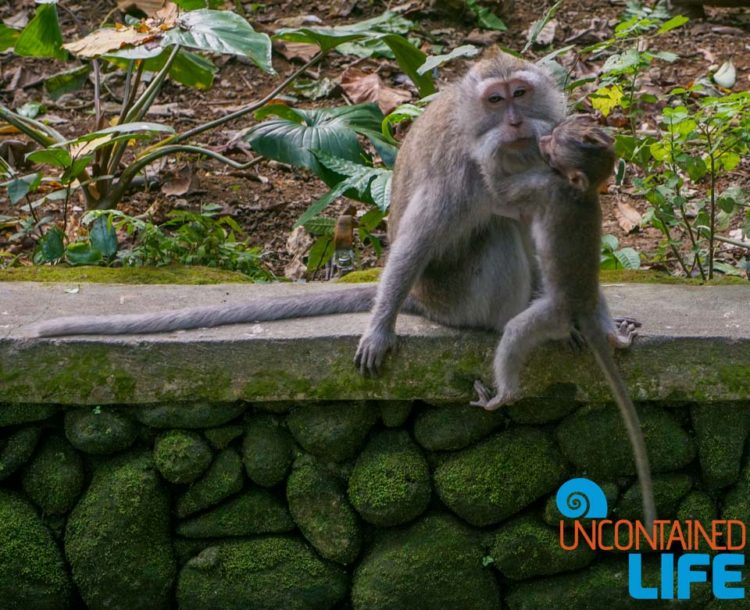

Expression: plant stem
xmin=705 ymin=126 xmax=716 ymax=280
xmin=714 ymin=234 xmax=750 ymax=250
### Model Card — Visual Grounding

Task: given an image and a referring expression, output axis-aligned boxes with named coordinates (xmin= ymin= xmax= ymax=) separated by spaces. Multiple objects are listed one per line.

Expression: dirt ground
xmin=0 ymin=0 xmax=748 ymax=278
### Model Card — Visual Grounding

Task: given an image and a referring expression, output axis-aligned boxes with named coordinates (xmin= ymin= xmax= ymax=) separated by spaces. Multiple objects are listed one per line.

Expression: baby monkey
xmin=472 ymin=115 xmax=656 ymax=527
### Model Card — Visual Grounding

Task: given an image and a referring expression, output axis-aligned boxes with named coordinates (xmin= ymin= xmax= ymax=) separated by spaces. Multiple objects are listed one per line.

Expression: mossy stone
xmin=617 ymin=474 xmax=692 ymax=521
xmin=380 ymin=401 xmax=412 ymax=427
xmin=691 ymin=403 xmax=750 ymax=489
xmin=555 ymin=404 xmax=695 ymax=479
xmin=176 ymin=448 xmax=244 ymax=518
xmin=64 ymin=452 xmax=176 ymax=610
xmin=177 ymin=538 xmax=348 ymax=610
xmin=489 ymin=515 xmax=595 ymax=580
xmin=203 ymin=425 xmax=243 ymax=450
xmin=242 ymin=414 xmax=294 ymax=486
xmin=21 ymin=434 xmax=84 ymax=515
xmin=352 ymin=513 xmax=500 ymax=610
xmin=177 ymin=489 xmax=294 ymax=537
xmin=434 ymin=428 xmax=567 ymax=526
xmin=154 ymin=430 xmax=212 ymax=484
xmin=348 ymin=430 xmax=431 ymax=527
xmin=135 ymin=402 xmax=245 ymax=429
xmin=506 ymin=556 xmax=711 ymax=610
xmin=286 ymin=402 xmax=377 ymax=462
xmin=543 ymin=481 xmax=619 ymax=526
xmin=506 ymin=396 xmax=580 ymax=424
xmin=677 ymin=491 xmax=717 ymax=553
xmin=287 ymin=459 xmax=361 ymax=564
xmin=64 ymin=407 xmax=138 ymax=454
xmin=413 ymin=403 xmax=503 ymax=451
xmin=0 ymin=426 xmax=41 ymax=480
xmin=0 ymin=490 xmax=71 ymax=609
xmin=0 ymin=403 xmax=58 ymax=427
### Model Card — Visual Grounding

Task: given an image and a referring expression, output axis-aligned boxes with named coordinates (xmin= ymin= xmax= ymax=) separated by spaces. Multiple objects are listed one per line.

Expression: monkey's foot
xmin=566 ymin=327 xmax=586 ymax=353
xmin=610 ymin=317 xmax=639 ymax=349
xmin=354 ymin=329 xmax=398 ymax=376
xmin=470 ymin=380 xmax=518 ymax=411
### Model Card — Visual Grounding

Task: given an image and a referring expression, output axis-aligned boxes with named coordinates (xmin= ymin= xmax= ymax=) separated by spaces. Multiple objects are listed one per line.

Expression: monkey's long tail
xmin=31 ymin=285 xmax=415 ymax=337
xmin=585 ymin=325 xmax=656 ymax=529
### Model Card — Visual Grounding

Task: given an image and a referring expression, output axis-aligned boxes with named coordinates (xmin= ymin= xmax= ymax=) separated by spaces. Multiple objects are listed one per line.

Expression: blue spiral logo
xmin=556 ymin=478 xmax=608 ymax=519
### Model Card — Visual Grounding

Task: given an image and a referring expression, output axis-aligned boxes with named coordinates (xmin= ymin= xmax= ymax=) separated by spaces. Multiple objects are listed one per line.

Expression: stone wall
xmin=0 ymin=397 xmax=746 ymax=609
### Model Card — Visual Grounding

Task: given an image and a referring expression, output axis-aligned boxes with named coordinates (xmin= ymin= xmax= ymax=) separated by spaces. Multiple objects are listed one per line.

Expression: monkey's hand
xmin=470 ymin=379 xmax=518 ymax=411
xmin=609 ymin=317 xmax=640 ymax=350
xmin=354 ymin=329 xmax=399 ymax=376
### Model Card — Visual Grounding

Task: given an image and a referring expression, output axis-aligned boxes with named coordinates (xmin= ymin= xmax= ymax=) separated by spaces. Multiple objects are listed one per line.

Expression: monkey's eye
xmin=487 ymin=93 xmax=504 ymax=104
xmin=513 ymin=89 xmax=526 ymax=98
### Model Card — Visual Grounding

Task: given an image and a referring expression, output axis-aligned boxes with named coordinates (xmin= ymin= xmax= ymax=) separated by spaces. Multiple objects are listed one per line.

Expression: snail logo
xmin=556 ymin=477 xmax=608 ymax=519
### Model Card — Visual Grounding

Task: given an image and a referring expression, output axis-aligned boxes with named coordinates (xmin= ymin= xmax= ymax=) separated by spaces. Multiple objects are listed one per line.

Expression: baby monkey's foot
xmin=610 ymin=316 xmax=639 ymax=349
xmin=470 ymin=380 xmax=518 ymax=411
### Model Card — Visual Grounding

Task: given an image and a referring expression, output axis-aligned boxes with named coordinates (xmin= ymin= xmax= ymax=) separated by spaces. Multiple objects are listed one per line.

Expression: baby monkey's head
xmin=538 ymin=115 xmax=616 ymax=192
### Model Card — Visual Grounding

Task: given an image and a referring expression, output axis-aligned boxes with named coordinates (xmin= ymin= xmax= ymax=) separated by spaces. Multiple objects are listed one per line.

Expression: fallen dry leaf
xmin=614 ymin=201 xmax=643 ymax=234
xmin=276 ymin=42 xmax=320 ymax=63
xmin=4 ymin=10 xmax=29 ymax=29
xmin=274 ymin=14 xmax=323 ymax=29
xmin=117 ymin=0 xmax=167 ymax=16
xmin=530 ymin=19 xmax=557 ymax=47
xmin=63 ymin=28 xmax=159 ymax=58
xmin=284 ymin=226 xmax=313 ymax=281
xmin=161 ymin=164 xmax=198 ymax=197
xmin=340 ymin=68 xmax=411 ymax=114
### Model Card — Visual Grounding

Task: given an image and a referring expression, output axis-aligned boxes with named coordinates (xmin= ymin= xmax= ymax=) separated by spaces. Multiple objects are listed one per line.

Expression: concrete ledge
xmin=1 ymin=281 xmax=749 ymax=405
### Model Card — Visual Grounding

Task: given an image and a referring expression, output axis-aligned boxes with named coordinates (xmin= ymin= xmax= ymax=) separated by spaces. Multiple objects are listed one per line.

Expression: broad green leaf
xmin=381 ymin=34 xmax=434 ymax=97
xmin=26 ymin=148 xmax=72 ymax=168
xmin=590 ymin=85 xmax=624 ymax=117
xmin=370 ymin=172 xmax=391 ymax=211
xmin=465 ymin=0 xmax=508 ymax=31
xmin=45 ymin=64 xmax=92 ymax=99
xmin=314 ymin=149 xmax=373 ymax=178
xmin=657 ymin=15 xmax=689 ymax=34
xmin=244 ymin=104 xmax=383 ymax=183
xmin=62 ymin=122 xmax=175 ymax=147
xmin=651 ymin=51 xmax=678 ymax=63
xmin=7 ymin=173 xmax=42 ymax=205
xmin=15 ymin=2 xmax=66 ymax=60
xmin=35 ymin=226 xmax=65 ymax=263
xmin=295 ymin=179 xmax=352 ymax=227
xmin=601 ymin=50 xmax=641 ymax=74
xmin=254 ymin=104 xmax=306 ymax=123
xmin=719 ymin=151 xmax=741 ymax=172
xmin=275 ymin=27 xmax=365 ymax=54
xmin=163 ymin=10 xmax=273 ymax=73
xmin=303 ymin=217 xmax=336 ymax=236
xmin=306 ymin=235 xmax=334 ymax=271
xmin=105 ymin=48 xmax=217 ymax=89
xmin=62 ymin=156 xmax=94 ymax=184
xmin=418 ymin=45 xmax=480 ymax=76
xmin=89 ymin=215 xmax=118 ymax=258
xmin=601 ymin=234 xmax=619 ymax=251
xmin=614 ymin=247 xmax=641 ymax=269
xmin=65 ymin=242 xmax=103 ymax=266
xmin=17 ymin=102 xmax=45 ymax=119
xmin=174 ymin=0 xmax=225 ymax=8
xmin=712 ymin=261 xmax=743 ymax=277
xmin=0 ymin=24 xmax=20 ymax=52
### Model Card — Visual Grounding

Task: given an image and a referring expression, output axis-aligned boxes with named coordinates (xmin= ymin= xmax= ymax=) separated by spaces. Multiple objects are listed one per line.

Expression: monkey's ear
xmin=568 ymin=169 xmax=589 ymax=191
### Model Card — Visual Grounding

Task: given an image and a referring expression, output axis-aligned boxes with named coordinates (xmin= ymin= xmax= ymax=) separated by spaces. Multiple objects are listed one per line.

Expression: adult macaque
xmin=471 ymin=115 xmax=655 ymax=527
xmin=32 ymin=50 xmax=566 ymax=377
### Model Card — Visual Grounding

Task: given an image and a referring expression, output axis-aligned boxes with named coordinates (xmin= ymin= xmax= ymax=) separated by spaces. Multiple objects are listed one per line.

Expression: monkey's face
xmin=478 ymin=77 xmax=539 ymax=149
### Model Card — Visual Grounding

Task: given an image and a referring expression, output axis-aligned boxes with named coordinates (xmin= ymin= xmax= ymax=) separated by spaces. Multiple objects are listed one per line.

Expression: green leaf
xmin=302 ymin=216 xmax=336 ymax=236
xmin=590 ymin=85 xmax=624 ymax=117
xmin=26 ymin=148 xmax=72 ymax=168
xmin=417 ymin=44 xmax=480 ymax=74
xmin=106 ymin=48 xmax=217 ymax=89
xmin=306 ymin=235 xmax=334 ymax=271
xmin=65 ymin=242 xmax=103 ymax=266
xmin=614 ymin=247 xmax=641 ymax=269
xmin=601 ymin=234 xmax=619 ymax=251
xmin=163 ymin=10 xmax=273 ymax=73
xmin=524 ymin=0 xmax=563 ymax=52
xmin=89 ymin=215 xmax=118 ymax=258
xmin=174 ymin=0 xmax=225 ymax=9
xmin=651 ymin=51 xmax=678 ymax=63
xmin=7 ymin=173 xmax=42 ymax=205
xmin=244 ymin=104 xmax=383 ymax=183
xmin=275 ymin=27 xmax=365 ymax=54
xmin=62 ymin=155 xmax=94 ymax=184
xmin=657 ymin=15 xmax=689 ymax=34
xmin=369 ymin=172 xmax=391 ymax=211
xmin=35 ymin=226 xmax=65 ymax=263
xmin=0 ymin=24 xmax=21 ymax=52
xmin=45 ymin=64 xmax=92 ymax=99
xmin=381 ymin=34 xmax=434 ymax=97
xmin=61 ymin=122 xmax=175 ymax=147
xmin=295 ymin=179 xmax=352 ymax=227
xmin=465 ymin=0 xmax=508 ymax=31
xmin=15 ymin=1 xmax=66 ymax=60
xmin=601 ymin=50 xmax=641 ymax=74
xmin=17 ymin=102 xmax=45 ymax=119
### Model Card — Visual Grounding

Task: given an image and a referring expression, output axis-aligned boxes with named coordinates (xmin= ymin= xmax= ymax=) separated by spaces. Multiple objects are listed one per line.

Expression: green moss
xmin=434 ymin=428 xmax=567 ymax=527
xmin=0 ymin=404 xmax=59 ymax=427
xmin=336 ymin=269 xmax=381 ymax=283
xmin=154 ymin=430 xmax=213 ymax=484
xmin=677 ymin=491 xmax=717 ymax=553
xmin=616 ymin=474 xmax=692 ymax=521
xmin=505 ymin=394 xmax=580 ymax=424
xmin=64 ymin=407 xmax=138 ymax=454
xmin=287 ymin=459 xmax=362 ymax=565
xmin=489 ymin=515 xmax=595 ymax=580
xmin=65 ymin=452 xmax=176 ymax=610
xmin=379 ymin=401 xmax=412 ymax=427
xmin=286 ymin=402 xmax=377 ymax=463
xmin=718 ymin=365 xmax=750 ymax=395
xmin=0 ymin=426 xmax=41 ymax=480
xmin=0 ymin=264 xmax=253 ymax=284
xmin=177 ymin=537 xmax=348 ymax=610
xmin=413 ymin=403 xmax=503 ymax=451
xmin=555 ymin=404 xmax=696 ymax=479
xmin=176 ymin=448 xmax=244 ymax=518
xmin=177 ymin=489 xmax=294 ymax=537
xmin=348 ymin=430 xmax=431 ymax=527
xmin=203 ymin=425 xmax=243 ymax=450
xmin=352 ymin=513 xmax=500 ymax=610
xmin=135 ymin=402 xmax=245 ymax=428
xmin=0 ymin=490 xmax=71 ymax=609
xmin=599 ymin=269 xmax=749 ymax=285
xmin=242 ymin=414 xmax=294 ymax=487
xmin=691 ymin=403 xmax=750 ymax=489
xmin=21 ymin=434 xmax=84 ymax=515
